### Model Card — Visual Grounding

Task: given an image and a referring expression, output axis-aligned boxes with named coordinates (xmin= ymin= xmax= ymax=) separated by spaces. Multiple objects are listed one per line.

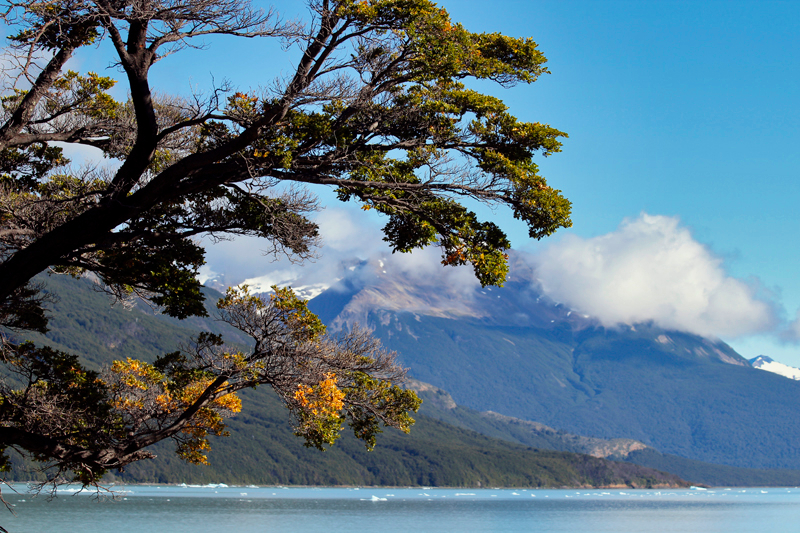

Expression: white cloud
xmin=202 ymin=206 xmax=480 ymax=295
xmin=202 ymin=207 xmax=390 ymax=289
xmin=527 ymin=213 xmax=777 ymax=339
xmin=379 ymin=245 xmax=479 ymax=293
xmin=315 ymin=208 xmax=383 ymax=255
xmin=204 ymin=208 xmax=777 ymax=340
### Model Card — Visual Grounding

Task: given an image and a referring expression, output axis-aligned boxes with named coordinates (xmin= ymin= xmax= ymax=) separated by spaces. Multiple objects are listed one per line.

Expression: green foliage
xmin=343 ymin=371 xmax=421 ymax=450
xmin=8 ymin=4 xmax=100 ymax=50
xmin=266 ymin=285 xmax=328 ymax=341
xmin=49 ymin=70 xmax=119 ymax=119
xmin=193 ymin=0 xmax=572 ymax=288
xmin=0 ymin=283 xmax=50 ymax=333
xmin=7 ymin=387 xmax=684 ymax=489
xmin=0 ymin=143 xmax=67 ymax=191
xmin=0 ymin=341 xmax=119 ymax=484
xmin=97 ymin=234 xmax=207 ymax=320
xmin=0 ymin=0 xmax=573 ymax=485
xmin=1 ymin=0 xmax=573 ymax=313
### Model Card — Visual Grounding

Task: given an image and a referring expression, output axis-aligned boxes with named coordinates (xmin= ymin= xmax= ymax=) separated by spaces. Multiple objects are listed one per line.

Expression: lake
xmin=2 ymin=484 xmax=798 ymax=532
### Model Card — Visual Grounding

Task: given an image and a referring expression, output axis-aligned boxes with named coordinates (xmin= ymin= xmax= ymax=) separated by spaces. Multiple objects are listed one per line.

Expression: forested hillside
xmin=113 ymin=389 xmax=687 ymax=489
xmin=411 ymin=380 xmax=800 ymax=487
xmin=2 ymin=275 xmax=686 ymax=489
xmin=7 ymin=274 xmax=799 ymax=487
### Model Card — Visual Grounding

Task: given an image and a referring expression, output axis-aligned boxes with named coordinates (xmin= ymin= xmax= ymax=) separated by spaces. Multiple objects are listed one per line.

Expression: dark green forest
xmin=2 ymin=275 xmax=685 ymax=489
xmin=7 ymin=275 xmax=800 ymax=487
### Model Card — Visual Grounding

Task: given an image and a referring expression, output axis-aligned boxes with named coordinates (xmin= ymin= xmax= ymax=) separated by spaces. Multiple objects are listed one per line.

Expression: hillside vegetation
xmin=2 ymin=275 xmax=686 ymax=489
xmin=410 ymin=380 xmax=800 ymax=487
xmin=110 ymin=389 xmax=686 ymax=489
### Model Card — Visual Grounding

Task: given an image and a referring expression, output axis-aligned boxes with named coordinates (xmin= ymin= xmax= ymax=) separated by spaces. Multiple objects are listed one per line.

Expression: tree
xmin=0 ymin=0 xmax=571 ymax=486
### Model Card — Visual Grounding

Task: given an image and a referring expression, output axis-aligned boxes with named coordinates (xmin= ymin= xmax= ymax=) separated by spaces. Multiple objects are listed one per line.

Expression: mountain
xmin=2 ymin=274 xmax=687 ymax=489
xmin=9 ymin=385 xmax=686 ymax=489
xmin=307 ymin=257 xmax=800 ymax=471
xmin=9 ymin=273 xmax=800 ymax=486
xmin=109 ymin=389 xmax=687 ymax=489
xmin=409 ymin=379 xmax=800 ymax=487
xmin=407 ymin=379 xmax=650 ymax=459
xmin=750 ymin=356 xmax=800 ymax=380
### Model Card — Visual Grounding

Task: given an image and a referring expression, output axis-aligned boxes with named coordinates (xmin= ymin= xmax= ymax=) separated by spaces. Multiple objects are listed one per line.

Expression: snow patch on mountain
xmin=239 ymin=271 xmax=334 ymax=300
xmin=750 ymin=355 xmax=800 ymax=380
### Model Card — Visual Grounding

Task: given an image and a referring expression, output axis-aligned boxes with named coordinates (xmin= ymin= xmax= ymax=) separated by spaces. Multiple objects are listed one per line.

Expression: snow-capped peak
xmin=290 ymin=284 xmax=332 ymax=301
xmin=750 ymin=355 xmax=800 ymax=381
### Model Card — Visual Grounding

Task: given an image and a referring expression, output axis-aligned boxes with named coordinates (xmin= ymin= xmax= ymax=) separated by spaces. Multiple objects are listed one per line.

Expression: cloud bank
xmin=202 ymin=209 xmax=779 ymax=340
xmin=528 ymin=213 xmax=777 ymax=339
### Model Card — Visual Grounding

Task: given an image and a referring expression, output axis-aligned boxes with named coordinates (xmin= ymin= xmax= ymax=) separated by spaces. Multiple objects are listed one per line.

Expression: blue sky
xmin=439 ymin=0 xmax=800 ymax=363
xmin=67 ymin=1 xmax=800 ymax=365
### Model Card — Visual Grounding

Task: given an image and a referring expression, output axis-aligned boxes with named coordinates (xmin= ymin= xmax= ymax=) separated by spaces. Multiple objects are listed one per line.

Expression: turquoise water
xmin=2 ymin=484 xmax=799 ymax=532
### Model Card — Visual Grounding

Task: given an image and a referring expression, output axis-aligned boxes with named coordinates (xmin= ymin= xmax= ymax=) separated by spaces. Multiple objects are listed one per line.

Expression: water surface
xmin=2 ymin=484 xmax=797 ymax=532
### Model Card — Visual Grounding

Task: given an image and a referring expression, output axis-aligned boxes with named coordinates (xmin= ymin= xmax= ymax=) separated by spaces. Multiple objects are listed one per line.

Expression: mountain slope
xmin=409 ymin=379 xmax=800 ymax=487
xmin=408 ymin=379 xmax=650 ymax=459
xmin=4 ymin=274 xmax=251 ymax=371
xmin=105 ymin=387 xmax=686 ymax=489
xmin=308 ymin=260 xmax=800 ymax=470
xmin=2 ymin=275 xmax=686 ymax=489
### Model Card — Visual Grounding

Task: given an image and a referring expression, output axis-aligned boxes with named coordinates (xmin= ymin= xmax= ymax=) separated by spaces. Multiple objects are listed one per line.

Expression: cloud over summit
xmin=202 ymin=209 xmax=779 ymax=340
xmin=528 ymin=213 xmax=777 ymax=339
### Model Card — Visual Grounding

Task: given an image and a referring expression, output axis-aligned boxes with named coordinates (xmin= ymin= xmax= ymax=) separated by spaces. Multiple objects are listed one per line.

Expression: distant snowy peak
xmin=291 ymin=284 xmax=332 ymax=301
xmin=255 ymin=283 xmax=331 ymax=301
xmin=238 ymin=274 xmax=333 ymax=300
xmin=750 ymin=355 xmax=800 ymax=380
